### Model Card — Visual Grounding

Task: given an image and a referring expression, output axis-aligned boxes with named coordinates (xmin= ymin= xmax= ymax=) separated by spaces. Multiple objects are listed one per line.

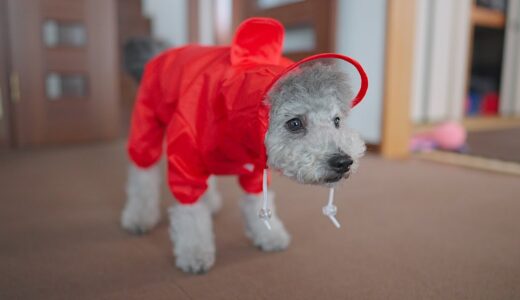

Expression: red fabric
xmin=231 ymin=18 xmax=284 ymax=66
xmin=128 ymin=17 xmax=369 ymax=204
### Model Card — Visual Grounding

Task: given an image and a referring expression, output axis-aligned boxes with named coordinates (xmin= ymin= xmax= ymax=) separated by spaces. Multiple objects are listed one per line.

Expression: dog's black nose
xmin=328 ymin=154 xmax=353 ymax=173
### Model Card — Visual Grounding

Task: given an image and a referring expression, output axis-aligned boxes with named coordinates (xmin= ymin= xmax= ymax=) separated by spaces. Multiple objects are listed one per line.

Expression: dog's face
xmin=265 ymin=62 xmax=366 ymax=186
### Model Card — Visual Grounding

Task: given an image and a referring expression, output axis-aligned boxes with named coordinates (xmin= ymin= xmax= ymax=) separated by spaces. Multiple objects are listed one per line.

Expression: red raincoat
xmin=128 ymin=18 xmax=368 ymax=205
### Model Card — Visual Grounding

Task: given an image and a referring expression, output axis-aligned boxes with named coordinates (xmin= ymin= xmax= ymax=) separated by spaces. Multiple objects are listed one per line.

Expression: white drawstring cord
xmin=323 ymin=187 xmax=341 ymax=228
xmin=259 ymin=170 xmax=340 ymax=229
xmin=259 ymin=169 xmax=272 ymax=230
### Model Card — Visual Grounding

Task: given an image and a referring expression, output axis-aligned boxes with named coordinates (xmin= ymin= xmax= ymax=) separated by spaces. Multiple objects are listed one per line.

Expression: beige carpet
xmin=1 ymin=141 xmax=519 ymax=300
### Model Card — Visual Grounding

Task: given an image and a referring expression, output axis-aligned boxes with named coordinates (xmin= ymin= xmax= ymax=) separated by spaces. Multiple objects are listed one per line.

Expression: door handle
xmin=10 ymin=73 xmax=20 ymax=103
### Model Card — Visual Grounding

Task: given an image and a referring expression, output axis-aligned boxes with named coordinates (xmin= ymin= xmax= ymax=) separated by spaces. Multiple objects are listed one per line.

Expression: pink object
xmin=409 ymin=137 xmax=436 ymax=152
xmin=410 ymin=121 xmax=467 ymax=152
xmin=431 ymin=122 xmax=467 ymax=150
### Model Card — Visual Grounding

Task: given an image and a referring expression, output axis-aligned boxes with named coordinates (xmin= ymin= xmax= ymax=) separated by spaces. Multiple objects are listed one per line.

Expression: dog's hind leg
xmin=121 ymin=163 xmax=162 ymax=235
xmin=201 ymin=176 xmax=222 ymax=215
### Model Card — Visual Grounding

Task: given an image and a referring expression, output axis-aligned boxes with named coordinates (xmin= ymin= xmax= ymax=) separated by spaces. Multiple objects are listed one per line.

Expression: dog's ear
xmin=231 ymin=18 xmax=284 ymax=66
xmin=267 ymin=61 xmax=354 ymax=111
xmin=266 ymin=54 xmax=368 ymax=110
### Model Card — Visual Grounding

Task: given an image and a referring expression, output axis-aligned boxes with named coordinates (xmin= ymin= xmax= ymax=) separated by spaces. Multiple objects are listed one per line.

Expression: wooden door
xmin=6 ymin=0 xmax=120 ymax=146
xmin=0 ymin=0 xmax=10 ymax=148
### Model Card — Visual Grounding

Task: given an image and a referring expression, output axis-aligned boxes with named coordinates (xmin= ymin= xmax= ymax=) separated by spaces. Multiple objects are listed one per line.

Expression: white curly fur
xmin=122 ymin=61 xmax=366 ymax=274
xmin=169 ymin=202 xmax=215 ymax=273
xmin=202 ymin=176 xmax=222 ymax=215
xmin=240 ymin=192 xmax=290 ymax=251
xmin=266 ymin=62 xmax=366 ymax=186
xmin=121 ymin=163 xmax=161 ymax=234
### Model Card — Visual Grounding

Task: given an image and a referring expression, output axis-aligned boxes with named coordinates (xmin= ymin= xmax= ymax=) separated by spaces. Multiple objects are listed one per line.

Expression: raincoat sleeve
xmin=238 ymin=169 xmax=268 ymax=195
xmin=128 ymin=58 xmax=166 ymax=168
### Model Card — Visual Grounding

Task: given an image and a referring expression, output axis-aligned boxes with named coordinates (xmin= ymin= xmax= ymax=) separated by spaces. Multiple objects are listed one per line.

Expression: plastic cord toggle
xmin=323 ymin=188 xmax=341 ymax=228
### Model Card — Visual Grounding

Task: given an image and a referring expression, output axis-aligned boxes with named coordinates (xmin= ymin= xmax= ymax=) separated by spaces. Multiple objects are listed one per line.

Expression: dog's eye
xmin=334 ymin=117 xmax=341 ymax=129
xmin=286 ymin=118 xmax=304 ymax=132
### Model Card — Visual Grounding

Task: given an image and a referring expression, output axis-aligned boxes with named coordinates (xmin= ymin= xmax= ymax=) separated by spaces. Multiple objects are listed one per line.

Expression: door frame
xmin=380 ymin=0 xmax=416 ymax=158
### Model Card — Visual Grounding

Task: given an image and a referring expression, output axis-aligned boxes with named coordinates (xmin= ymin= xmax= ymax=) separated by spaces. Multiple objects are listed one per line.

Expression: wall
xmin=335 ymin=0 xmax=388 ymax=144
xmin=198 ymin=0 xmax=216 ymax=45
xmin=142 ymin=0 xmax=188 ymax=46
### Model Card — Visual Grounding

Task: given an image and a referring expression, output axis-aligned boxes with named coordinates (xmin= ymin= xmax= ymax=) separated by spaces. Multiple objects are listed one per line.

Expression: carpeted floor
xmin=467 ymin=127 xmax=520 ymax=163
xmin=1 ymin=141 xmax=519 ymax=300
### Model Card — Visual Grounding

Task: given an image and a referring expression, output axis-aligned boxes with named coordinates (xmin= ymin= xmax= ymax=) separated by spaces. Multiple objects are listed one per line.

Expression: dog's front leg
xmin=169 ymin=201 xmax=215 ymax=274
xmin=121 ymin=163 xmax=161 ymax=234
xmin=166 ymin=127 xmax=217 ymax=273
xmin=240 ymin=192 xmax=290 ymax=251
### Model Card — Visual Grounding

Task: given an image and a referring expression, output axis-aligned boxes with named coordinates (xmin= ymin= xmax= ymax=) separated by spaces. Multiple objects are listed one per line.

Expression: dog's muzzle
xmin=328 ymin=154 xmax=353 ymax=173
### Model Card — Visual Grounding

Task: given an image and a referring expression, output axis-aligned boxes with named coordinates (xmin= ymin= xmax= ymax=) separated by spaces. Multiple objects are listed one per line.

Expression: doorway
xmin=0 ymin=0 xmax=120 ymax=147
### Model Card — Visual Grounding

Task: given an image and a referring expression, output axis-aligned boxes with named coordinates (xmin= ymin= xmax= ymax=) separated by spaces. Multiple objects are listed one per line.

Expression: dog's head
xmin=265 ymin=61 xmax=366 ymax=186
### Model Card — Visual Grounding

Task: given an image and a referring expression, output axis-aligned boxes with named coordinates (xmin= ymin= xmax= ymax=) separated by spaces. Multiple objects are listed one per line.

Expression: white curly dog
xmin=121 ymin=19 xmax=366 ymax=274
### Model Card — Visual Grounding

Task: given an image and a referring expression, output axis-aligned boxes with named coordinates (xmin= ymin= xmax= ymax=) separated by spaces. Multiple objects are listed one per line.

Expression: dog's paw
xmin=121 ymin=205 xmax=160 ymax=235
xmin=175 ymin=247 xmax=215 ymax=274
xmin=169 ymin=203 xmax=216 ymax=274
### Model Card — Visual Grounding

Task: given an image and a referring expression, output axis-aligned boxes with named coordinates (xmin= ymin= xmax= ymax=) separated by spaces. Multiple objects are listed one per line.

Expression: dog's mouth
xmin=323 ymin=172 xmax=350 ymax=183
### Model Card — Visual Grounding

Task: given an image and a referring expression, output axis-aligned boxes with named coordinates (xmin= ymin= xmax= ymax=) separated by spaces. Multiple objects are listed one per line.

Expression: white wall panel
xmin=411 ymin=0 xmax=429 ymax=123
xmin=411 ymin=0 xmax=471 ymax=124
xmin=426 ymin=0 xmax=455 ymax=122
xmin=142 ymin=0 xmax=188 ymax=46
xmin=500 ymin=0 xmax=520 ymax=116
xmin=336 ymin=0 xmax=387 ymax=144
